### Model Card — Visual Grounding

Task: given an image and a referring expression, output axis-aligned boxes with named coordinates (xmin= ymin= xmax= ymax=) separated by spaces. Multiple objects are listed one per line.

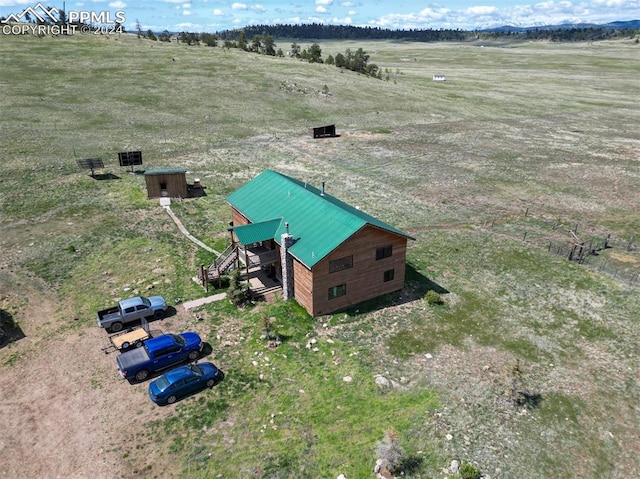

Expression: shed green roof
xmin=226 ymin=170 xmax=414 ymax=268
xmin=144 ymin=168 xmax=186 ymax=175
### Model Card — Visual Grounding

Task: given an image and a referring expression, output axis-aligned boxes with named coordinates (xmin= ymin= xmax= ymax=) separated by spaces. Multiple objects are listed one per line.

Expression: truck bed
xmin=97 ymin=306 xmax=119 ymax=320
xmin=97 ymin=306 xmax=121 ymax=329
xmin=116 ymin=347 xmax=150 ymax=373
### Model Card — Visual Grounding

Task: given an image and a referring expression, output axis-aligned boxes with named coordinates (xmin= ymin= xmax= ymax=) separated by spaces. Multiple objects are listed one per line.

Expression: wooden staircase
xmin=198 ymin=245 xmax=239 ymax=282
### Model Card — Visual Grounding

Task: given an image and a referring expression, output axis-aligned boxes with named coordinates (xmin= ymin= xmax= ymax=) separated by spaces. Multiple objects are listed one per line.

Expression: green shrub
xmin=227 ymin=269 xmax=250 ymax=306
xmin=425 ymin=290 xmax=443 ymax=305
xmin=460 ymin=462 xmax=480 ymax=479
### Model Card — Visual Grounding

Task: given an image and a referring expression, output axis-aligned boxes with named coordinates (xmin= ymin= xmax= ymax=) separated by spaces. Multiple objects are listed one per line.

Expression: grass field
xmin=0 ymin=32 xmax=639 ymax=478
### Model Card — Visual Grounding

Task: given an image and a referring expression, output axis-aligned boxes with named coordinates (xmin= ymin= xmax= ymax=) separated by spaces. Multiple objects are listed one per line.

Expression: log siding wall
xmin=310 ymin=226 xmax=407 ymax=316
xmin=231 ymin=209 xmax=250 ymax=228
xmin=229 ymin=208 xmax=408 ymax=317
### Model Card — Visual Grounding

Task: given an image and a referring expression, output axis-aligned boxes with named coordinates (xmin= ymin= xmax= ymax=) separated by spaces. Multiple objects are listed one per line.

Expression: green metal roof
xmin=234 ymin=218 xmax=282 ymax=246
xmin=227 ymin=170 xmax=414 ymax=268
xmin=144 ymin=168 xmax=186 ymax=175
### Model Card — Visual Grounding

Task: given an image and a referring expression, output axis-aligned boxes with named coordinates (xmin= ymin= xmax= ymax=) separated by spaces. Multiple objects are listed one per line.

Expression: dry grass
xmin=0 ymin=32 xmax=639 ymax=478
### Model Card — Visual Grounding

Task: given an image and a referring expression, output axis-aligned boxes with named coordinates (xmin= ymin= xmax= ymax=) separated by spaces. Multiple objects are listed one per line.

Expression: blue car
xmin=148 ymin=362 xmax=224 ymax=405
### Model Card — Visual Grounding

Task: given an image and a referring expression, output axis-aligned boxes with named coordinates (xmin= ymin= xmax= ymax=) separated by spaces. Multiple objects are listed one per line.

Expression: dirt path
xmin=163 ymin=203 xmax=221 ymax=255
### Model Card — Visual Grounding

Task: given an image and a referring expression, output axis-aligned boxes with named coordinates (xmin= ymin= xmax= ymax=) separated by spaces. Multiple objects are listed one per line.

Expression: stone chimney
xmin=280 ymin=222 xmax=294 ymax=300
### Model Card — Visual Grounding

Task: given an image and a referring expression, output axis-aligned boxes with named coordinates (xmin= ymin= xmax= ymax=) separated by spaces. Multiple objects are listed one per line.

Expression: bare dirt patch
xmin=0 ymin=270 xmax=202 ymax=479
xmin=0 ymin=272 xmax=121 ymax=478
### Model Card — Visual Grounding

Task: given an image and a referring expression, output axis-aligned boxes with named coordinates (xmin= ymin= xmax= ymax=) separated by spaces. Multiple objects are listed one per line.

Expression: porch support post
xmin=244 ymin=246 xmax=250 ymax=286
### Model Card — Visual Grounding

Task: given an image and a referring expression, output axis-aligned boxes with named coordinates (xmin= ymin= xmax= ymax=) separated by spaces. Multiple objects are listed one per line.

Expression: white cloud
xmin=212 ymin=8 xmax=223 ymax=15
xmin=417 ymin=6 xmax=450 ymax=19
xmin=251 ymin=3 xmax=265 ymax=12
xmin=0 ymin=0 xmax=31 ymax=6
xmin=465 ymin=6 xmax=498 ymax=15
xmin=232 ymin=2 xmax=247 ymax=10
xmin=182 ymin=9 xmax=191 ymax=15
xmin=316 ymin=0 xmax=333 ymax=5
xmin=316 ymin=5 xmax=326 ymax=13
xmin=108 ymin=0 xmax=126 ymax=8
xmin=332 ymin=15 xmax=352 ymax=24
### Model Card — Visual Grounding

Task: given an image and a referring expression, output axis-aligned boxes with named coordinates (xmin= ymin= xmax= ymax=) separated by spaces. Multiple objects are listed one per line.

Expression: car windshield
xmin=141 ymin=297 xmax=151 ymax=307
xmin=189 ymin=364 xmax=203 ymax=376
xmin=171 ymin=334 xmax=186 ymax=347
xmin=155 ymin=376 xmax=170 ymax=391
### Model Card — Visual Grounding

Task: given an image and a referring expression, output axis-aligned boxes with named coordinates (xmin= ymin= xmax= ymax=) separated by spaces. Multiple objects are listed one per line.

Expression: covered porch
xmin=235 ymin=220 xmax=283 ymax=298
xmin=198 ymin=218 xmax=285 ymax=299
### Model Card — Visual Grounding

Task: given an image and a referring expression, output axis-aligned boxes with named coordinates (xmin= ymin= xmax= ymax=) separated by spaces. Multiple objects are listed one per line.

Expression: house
xmin=225 ymin=169 xmax=415 ymax=316
xmin=144 ymin=168 xmax=188 ymax=199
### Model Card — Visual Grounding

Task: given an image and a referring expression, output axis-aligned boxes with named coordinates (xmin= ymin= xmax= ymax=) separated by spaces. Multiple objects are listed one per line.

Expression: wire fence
xmin=483 ymin=207 xmax=639 ymax=288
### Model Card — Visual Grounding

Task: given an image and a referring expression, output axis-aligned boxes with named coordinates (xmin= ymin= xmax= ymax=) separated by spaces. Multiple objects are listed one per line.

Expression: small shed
xmin=432 ymin=74 xmax=446 ymax=81
xmin=144 ymin=168 xmax=188 ymax=199
xmin=308 ymin=124 xmax=336 ymax=138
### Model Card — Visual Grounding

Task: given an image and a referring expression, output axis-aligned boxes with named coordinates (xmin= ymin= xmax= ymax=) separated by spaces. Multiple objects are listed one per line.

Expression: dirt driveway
xmin=0 ymin=272 xmax=189 ymax=479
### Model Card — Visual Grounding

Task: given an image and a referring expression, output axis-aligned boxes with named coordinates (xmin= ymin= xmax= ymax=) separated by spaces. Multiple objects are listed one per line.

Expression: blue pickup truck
xmin=116 ymin=332 xmax=202 ymax=382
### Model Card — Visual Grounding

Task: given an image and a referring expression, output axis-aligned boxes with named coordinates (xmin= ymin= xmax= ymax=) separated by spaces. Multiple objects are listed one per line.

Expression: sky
xmin=0 ymin=0 xmax=638 ymax=33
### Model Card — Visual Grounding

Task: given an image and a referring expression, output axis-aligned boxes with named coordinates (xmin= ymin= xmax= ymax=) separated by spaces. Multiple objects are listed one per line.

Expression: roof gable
xmin=226 ymin=170 xmax=414 ymax=268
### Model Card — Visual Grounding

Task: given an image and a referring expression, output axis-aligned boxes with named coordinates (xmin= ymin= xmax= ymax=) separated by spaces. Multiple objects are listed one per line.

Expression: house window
xmin=160 ymin=181 xmax=167 ymax=190
xmin=328 ymin=284 xmax=346 ymax=300
xmin=376 ymin=245 xmax=392 ymax=260
xmin=329 ymin=255 xmax=353 ymax=273
xmin=383 ymin=269 xmax=395 ymax=282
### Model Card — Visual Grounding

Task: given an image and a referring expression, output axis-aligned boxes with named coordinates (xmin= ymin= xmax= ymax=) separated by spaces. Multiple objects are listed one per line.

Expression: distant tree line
xmin=218 ymin=23 xmax=638 ymax=43
xmin=221 ymin=23 xmax=472 ymax=42
xmin=216 ymin=32 xmax=381 ymax=78
xmin=289 ymin=42 xmax=380 ymax=77
xmin=537 ymin=27 xmax=636 ymax=42
xmin=140 ymin=29 xmax=218 ymax=46
xmin=126 ymin=22 xmax=638 ymax=48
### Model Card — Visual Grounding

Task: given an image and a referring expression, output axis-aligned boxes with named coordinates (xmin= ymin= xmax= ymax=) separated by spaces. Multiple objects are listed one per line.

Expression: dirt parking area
xmin=0 ymin=272 xmax=193 ymax=479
